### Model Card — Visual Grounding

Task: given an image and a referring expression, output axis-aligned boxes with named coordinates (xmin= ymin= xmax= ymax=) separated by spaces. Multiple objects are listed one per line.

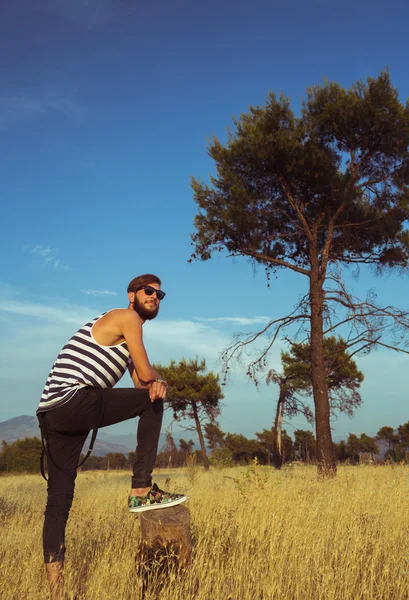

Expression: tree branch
xmin=244 ymin=248 xmax=310 ymax=276
xmin=358 ymin=162 xmax=404 ymax=190
xmin=277 ymin=175 xmax=314 ymax=244
xmin=320 ymin=199 xmax=348 ymax=282
xmin=222 ymin=312 xmax=310 ymax=384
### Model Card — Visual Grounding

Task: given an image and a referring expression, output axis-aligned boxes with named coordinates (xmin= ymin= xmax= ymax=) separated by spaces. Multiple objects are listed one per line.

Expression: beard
xmin=132 ymin=297 xmax=159 ymax=321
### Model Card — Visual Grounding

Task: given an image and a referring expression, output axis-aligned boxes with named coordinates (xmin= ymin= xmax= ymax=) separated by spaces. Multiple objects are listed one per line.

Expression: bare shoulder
xmin=97 ymin=308 xmax=128 ymax=326
xmin=107 ymin=308 xmax=135 ymax=321
xmin=103 ymin=308 xmax=142 ymax=330
xmin=114 ymin=308 xmax=141 ymax=325
xmin=93 ymin=308 xmax=142 ymax=346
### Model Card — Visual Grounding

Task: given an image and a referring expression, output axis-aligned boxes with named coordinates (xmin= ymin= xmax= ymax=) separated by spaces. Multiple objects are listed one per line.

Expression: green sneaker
xmin=128 ymin=483 xmax=187 ymax=513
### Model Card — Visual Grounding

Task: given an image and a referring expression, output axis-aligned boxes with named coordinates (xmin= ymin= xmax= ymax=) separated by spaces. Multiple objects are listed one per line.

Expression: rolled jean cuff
xmin=131 ymin=476 xmax=152 ymax=489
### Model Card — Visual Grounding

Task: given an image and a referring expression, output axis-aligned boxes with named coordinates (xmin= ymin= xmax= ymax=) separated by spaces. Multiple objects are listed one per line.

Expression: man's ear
xmin=127 ymin=291 xmax=135 ymax=303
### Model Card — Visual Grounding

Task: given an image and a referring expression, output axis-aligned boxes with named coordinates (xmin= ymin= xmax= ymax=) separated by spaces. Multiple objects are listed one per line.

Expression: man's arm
xmin=128 ymin=362 xmax=147 ymax=389
xmin=119 ymin=311 xmax=167 ymax=401
xmin=119 ymin=311 xmax=158 ymax=382
xmin=128 ymin=362 xmax=162 ymax=388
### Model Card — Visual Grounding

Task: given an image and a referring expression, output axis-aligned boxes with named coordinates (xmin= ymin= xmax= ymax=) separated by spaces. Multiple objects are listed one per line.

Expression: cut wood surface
xmin=140 ymin=505 xmax=191 ymax=566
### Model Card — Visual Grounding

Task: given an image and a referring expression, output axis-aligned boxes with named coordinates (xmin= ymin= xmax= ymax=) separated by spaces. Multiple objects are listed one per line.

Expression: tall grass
xmin=1 ymin=464 xmax=409 ymax=599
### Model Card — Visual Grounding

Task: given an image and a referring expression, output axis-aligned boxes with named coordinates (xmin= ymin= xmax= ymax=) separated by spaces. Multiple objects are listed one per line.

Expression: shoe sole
xmin=129 ymin=495 xmax=187 ymax=513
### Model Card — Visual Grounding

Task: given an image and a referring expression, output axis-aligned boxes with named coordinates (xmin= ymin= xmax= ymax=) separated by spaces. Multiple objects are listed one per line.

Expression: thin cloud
xmin=0 ymin=288 xmax=284 ymax=396
xmin=0 ymin=93 xmax=84 ymax=131
xmin=0 ymin=290 xmax=227 ymax=359
xmin=194 ymin=316 xmax=271 ymax=326
xmin=25 ymin=245 xmax=71 ymax=271
xmin=82 ymin=289 xmax=118 ymax=296
xmin=0 ymin=297 xmax=95 ymax=326
xmin=0 ymin=288 xmax=232 ymax=371
xmin=0 ymin=286 xmax=406 ymax=442
xmin=146 ymin=319 xmax=231 ymax=364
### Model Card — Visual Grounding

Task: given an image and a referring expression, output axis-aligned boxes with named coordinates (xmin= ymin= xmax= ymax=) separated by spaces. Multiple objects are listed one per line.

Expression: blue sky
xmin=1 ymin=0 xmax=409 ymax=445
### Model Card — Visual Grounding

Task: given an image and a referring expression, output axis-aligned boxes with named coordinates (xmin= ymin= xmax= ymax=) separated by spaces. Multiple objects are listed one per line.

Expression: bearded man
xmin=37 ymin=274 xmax=186 ymax=598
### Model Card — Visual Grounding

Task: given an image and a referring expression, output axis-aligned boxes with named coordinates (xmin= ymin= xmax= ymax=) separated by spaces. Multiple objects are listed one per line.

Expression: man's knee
xmin=45 ymin=490 xmax=74 ymax=516
xmin=152 ymin=398 xmax=164 ymax=417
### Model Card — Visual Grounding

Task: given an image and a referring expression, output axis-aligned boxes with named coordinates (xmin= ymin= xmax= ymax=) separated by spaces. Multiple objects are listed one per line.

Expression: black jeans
xmin=38 ymin=386 xmax=163 ymax=563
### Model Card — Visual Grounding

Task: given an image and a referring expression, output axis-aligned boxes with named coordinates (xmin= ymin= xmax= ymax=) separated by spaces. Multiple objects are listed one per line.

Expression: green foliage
xmin=231 ymin=457 xmax=270 ymax=500
xmin=224 ymin=433 xmax=265 ymax=464
xmin=191 ymin=71 xmax=409 ymax=270
xmin=0 ymin=437 xmax=42 ymax=473
xmin=359 ymin=434 xmax=379 ymax=455
xmin=80 ymin=454 xmax=103 ymax=470
xmin=346 ymin=434 xmax=362 ymax=462
xmin=255 ymin=429 xmax=275 ymax=453
xmin=267 ymin=337 xmax=364 ymax=431
xmin=293 ymin=430 xmax=317 ymax=462
xmin=191 ymin=70 xmax=409 ymax=472
xmin=101 ymin=453 xmax=127 ymax=470
xmin=282 ymin=337 xmax=363 ymax=393
xmin=156 ymin=357 xmax=224 ymax=470
xmin=155 ymin=433 xmax=200 ymax=468
xmin=375 ymin=426 xmax=399 ymax=461
xmin=281 ymin=430 xmax=294 ymax=462
xmin=334 ymin=433 xmax=379 ymax=463
xmin=179 ymin=438 xmax=194 ymax=457
xmin=376 ymin=426 xmax=397 ymax=446
xmin=156 ymin=357 xmax=223 ymax=423
xmin=204 ymin=422 xmax=226 ymax=450
xmin=207 ymin=427 xmax=295 ymax=466
xmin=397 ymin=422 xmax=409 ymax=450
xmin=209 ymin=447 xmax=234 ymax=468
xmin=334 ymin=440 xmax=350 ymax=463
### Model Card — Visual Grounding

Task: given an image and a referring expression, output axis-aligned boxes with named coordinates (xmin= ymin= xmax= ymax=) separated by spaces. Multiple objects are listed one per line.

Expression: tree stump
xmin=140 ymin=505 xmax=191 ymax=567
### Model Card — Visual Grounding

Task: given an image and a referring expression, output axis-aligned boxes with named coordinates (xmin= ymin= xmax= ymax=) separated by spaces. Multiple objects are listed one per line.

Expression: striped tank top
xmin=37 ymin=311 xmax=131 ymax=413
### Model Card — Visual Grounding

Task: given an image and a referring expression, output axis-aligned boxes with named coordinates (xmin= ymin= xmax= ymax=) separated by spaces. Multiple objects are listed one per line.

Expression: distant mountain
xmin=0 ymin=415 xmax=188 ymax=457
xmin=0 ymin=415 xmax=40 ymax=443
xmin=0 ymin=415 xmax=132 ymax=457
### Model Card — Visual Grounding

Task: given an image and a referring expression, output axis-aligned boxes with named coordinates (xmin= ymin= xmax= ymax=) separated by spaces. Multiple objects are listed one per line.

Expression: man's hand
xmin=149 ymin=380 xmax=168 ymax=402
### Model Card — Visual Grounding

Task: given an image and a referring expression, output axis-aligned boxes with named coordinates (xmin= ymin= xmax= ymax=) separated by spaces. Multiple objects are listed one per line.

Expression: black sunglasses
xmin=135 ymin=285 xmax=166 ymax=300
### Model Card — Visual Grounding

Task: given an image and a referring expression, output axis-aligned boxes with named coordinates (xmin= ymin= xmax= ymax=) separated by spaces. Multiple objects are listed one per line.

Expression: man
xmin=37 ymin=274 xmax=186 ymax=598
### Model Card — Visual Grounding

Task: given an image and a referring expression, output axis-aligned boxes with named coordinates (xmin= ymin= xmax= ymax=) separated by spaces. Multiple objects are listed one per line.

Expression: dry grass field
xmin=1 ymin=463 xmax=409 ymax=600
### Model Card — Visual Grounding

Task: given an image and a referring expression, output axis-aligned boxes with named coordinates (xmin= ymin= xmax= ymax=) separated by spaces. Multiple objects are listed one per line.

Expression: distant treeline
xmin=1 ymin=420 xmax=409 ymax=473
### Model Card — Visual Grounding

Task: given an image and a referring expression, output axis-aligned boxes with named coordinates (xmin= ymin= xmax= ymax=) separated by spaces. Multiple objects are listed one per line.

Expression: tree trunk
xmin=309 ymin=261 xmax=336 ymax=476
xmin=272 ymin=385 xmax=285 ymax=469
xmin=140 ymin=505 xmax=191 ymax=567
xmin=277 ymin=398 xmax=284 ymax=457
xmin=192 ymin=403 xmax=210 ymax=470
